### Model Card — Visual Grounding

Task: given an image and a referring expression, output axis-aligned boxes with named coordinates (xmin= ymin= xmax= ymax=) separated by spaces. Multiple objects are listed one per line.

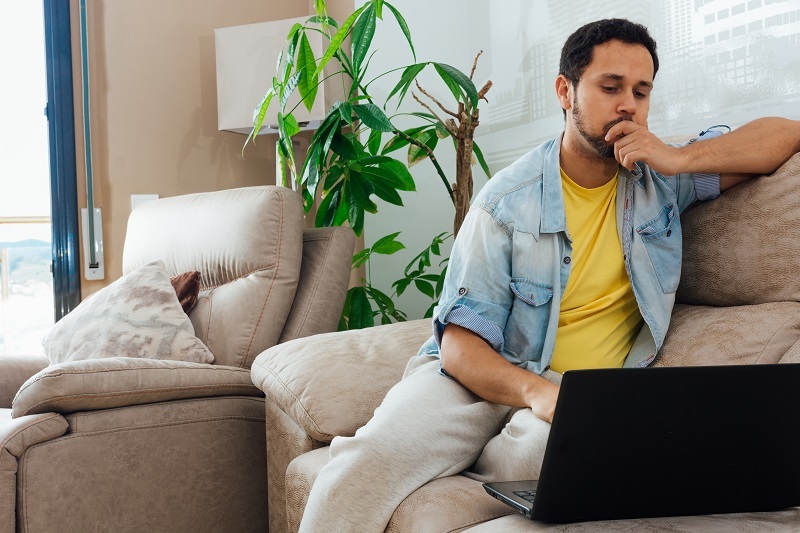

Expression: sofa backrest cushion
xmin=677 ymin=153 xmax=800 ymax=306
xmin=278 ymin=227 xmax=355 ymax=344
xmin=123 ymin=186 xmax=304 ymax=368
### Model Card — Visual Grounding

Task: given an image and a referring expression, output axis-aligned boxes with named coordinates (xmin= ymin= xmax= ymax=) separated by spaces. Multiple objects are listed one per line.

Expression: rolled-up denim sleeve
xmin=432 ymin=206 xmax=513 ymax=353
xmin=691 ymin=126 xmax=727 ymax=201
xmin=672 ymin=126 xmax=727 ymax=211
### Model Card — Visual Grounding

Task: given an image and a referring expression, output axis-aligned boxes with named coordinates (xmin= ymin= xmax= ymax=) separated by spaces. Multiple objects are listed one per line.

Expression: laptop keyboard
xmin=513 ymin=490 xmax=537 ymax=503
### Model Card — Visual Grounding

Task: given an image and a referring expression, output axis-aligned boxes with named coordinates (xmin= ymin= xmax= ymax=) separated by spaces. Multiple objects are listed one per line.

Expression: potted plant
xmin=247 ymin=0 xmax=491 ymax=328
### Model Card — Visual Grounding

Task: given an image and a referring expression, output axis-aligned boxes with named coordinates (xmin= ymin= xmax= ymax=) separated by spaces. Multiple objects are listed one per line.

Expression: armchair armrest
xmin=0 ymin=355 xmax=49 ymax=409
xmin=12 ymin=357 xmax=263 ymax=418
xmin=1 ymin=413 xmax=69 ymax=532
xmin=251 ymin=319 xmax=432 ymax=443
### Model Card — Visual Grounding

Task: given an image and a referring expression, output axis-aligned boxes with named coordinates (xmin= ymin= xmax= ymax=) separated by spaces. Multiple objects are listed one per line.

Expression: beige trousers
xmin=299 ymin=356 xmax=560 ymax=533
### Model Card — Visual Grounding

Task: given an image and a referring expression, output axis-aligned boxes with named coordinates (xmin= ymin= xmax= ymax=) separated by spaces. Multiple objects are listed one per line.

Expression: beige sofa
xmin=0 ymin=186 xmax=354 ymax=533
xmin=251 ymin=153 xmax=800 ymax=532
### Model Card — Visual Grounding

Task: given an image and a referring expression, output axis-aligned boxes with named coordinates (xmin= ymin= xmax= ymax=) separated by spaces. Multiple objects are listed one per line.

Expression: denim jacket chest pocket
xmin=636 ymin=203 xmax=682 ymax=293
xmin=503 ymin=278 xmax=554 ymax=361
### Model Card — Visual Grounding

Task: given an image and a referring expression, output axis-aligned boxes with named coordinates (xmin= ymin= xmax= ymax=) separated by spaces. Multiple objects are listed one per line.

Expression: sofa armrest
xmin=0 ymin=355 xmax=49 ymax=409
xmin=251 ymin=319 xmax=432 ymax=443
xmin=12 ymin=357 xmax=263 ymax=418
xmin=1 ymin=413 xmax=69 ymax=532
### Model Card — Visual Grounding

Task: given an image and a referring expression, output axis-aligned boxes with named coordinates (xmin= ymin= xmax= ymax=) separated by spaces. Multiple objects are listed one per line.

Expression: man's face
xmin=561 ymin=39 xmax=654 ymax=159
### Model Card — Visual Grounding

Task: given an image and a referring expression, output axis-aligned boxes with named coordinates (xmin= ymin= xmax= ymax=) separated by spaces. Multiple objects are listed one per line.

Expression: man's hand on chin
xmin=605 ymin=120 xmax=684 ymax=175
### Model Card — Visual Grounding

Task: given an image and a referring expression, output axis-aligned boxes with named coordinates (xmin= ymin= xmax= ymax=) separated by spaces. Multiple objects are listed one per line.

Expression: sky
xmin=0 ymin=1 xmax=52 ymax=244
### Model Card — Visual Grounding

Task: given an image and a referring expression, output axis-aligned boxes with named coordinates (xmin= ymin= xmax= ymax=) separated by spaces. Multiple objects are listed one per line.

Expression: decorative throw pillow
xmin=43 ymin=260 xmax=215 ymax=365
xmin=170 ymin=271 xmax=201 ymax=314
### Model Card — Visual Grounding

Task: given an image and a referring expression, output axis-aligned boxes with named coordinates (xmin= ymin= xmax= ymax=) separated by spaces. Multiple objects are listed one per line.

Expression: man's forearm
xmin=677 ymin=117 xmax=800 ymax=176
xmin=440 ymin=324 xmax=559 ymax=422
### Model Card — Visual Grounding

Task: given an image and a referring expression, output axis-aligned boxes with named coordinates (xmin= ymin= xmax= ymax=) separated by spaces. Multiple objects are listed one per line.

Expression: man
xmin=300 ymin=18 xmax=800 ymax=532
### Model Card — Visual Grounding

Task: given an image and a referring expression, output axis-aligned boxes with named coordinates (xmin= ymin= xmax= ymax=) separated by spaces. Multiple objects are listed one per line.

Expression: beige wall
xmin=71 ymin=0 xmax=352 ymax=297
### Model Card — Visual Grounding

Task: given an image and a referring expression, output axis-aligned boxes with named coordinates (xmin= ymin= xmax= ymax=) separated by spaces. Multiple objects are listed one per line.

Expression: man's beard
xmin=572 ymin=99 xmax=632 ymax=159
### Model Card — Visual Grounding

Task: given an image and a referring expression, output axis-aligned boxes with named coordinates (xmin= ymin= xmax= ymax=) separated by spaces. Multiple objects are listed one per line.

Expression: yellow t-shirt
xmin=549 ymin=168 xmax=643 ymax=373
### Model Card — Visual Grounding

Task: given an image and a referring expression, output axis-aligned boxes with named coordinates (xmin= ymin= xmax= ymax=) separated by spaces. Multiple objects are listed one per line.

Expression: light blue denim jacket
xmin=418 ymin=130 xmax=723 ymax=374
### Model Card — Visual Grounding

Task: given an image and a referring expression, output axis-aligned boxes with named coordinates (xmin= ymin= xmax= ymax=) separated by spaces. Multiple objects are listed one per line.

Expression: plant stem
xmin=395 ymin=129 xmax=455 ymax=204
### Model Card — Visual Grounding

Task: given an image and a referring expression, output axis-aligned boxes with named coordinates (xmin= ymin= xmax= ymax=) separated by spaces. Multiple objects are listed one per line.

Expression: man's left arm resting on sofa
xmin=608 ymin=117 xmax=800 ymax=189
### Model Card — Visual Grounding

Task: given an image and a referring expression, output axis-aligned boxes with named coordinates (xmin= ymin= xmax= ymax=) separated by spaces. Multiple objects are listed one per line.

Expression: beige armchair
xmin=251 ymin=154 xmax=800 ymax=532
xmin=0 ymin=186 xmax=355 ymax=533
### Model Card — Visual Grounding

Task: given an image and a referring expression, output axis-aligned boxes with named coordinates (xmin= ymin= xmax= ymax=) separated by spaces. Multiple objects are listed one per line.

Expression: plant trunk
xmin=453 ymin=103 xmax=479 ymax=239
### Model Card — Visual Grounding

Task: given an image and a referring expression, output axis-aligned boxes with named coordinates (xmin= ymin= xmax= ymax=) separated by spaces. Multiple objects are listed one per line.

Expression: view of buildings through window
xmin=0 ymin=1 xmax=53 ymax=356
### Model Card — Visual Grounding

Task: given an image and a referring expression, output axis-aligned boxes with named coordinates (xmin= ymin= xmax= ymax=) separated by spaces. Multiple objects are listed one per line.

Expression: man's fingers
xmin=605 ymin=120 xmax=639 ymax=142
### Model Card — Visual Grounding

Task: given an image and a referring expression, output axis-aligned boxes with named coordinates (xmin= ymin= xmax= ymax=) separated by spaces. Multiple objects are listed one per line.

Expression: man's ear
xmin=555 ymin=75 xmax=572 ymax=111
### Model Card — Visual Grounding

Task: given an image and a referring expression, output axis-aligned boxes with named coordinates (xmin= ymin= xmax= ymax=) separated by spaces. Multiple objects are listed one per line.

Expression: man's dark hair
xmin=559 ymin=18 xmax=659 ymax=86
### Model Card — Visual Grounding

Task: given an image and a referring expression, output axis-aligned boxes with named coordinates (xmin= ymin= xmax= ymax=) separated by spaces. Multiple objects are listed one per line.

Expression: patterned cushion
xmin=42 ymin=260 xmax=214 ymax=365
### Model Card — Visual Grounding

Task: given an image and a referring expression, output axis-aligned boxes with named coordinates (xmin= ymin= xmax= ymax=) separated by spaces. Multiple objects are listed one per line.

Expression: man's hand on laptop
xmin=525 ymin=378 xmax=560 ymax=424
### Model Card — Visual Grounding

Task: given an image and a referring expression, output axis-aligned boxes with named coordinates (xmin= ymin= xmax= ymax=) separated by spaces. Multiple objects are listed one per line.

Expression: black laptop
xmin=483 ymin=364 xmax=800 ymax=523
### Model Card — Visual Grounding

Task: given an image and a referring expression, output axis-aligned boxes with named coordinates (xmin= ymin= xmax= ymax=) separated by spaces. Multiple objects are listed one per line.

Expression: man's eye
xmin=634 ymin=91 xmax=648 ymax=99
xmin=603 ymin=86 xmax=618 ymax=92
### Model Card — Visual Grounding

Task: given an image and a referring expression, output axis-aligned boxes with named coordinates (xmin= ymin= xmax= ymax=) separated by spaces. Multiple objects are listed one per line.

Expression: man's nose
xmin=618 ymin=92 xmax=637 ymax=115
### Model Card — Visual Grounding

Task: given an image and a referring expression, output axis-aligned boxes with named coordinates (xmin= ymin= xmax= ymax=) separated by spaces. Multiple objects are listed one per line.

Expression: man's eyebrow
xmin=599 ymin=73 xmax=653 ymax=89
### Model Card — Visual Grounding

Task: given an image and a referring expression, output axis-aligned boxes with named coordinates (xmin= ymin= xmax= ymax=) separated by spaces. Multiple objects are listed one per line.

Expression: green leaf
xmin=407 ymin=129 xmax=438 ymax=167
xmin=385 ymin=62 xmax=427 ymax=108
xmin=330 ymin=131 xmax=362 ymax=160
xmin=353 ymin=103 xmax=395 ymax=132
xmin=314 ymin=4 xmax=367 ymax=79
xmin=374 ymin=0 xmax=385 ymax=19
xmin=369 ymin=180 xmax=404 ymax=206
xmin=350 ymin=172 xmax=378 ymax=215
xmin=316 ymin=185 xmax=341 ymax=227
xmin=337 ymin=101 xmax=354 ymax=124
xmin=424 ymin=301 xmax=436 ymax=319
xmin=348 ymin=286 xmax=375 ymax=329
xmin=414 ymin=279 xmax=435 ymax=299
xmin=333 ymin=184 xmax=350 ymax=226
xmin=343 ymin=180 xmax=364 ymax=235
xmin=308 ymin=14 xmax=338 ymax=28
xmin=361 ymin=160 xmax=415 ymax=191
xmin=367 ymin=129 xmax=382 ymax=155
xmin=433 ymin=63 xmax=479 ymax=108
xmin=351 ymin=4 xmax=377 ymax=75
xmin=384 ymin=2 xmax=416 ymax=61
xmin=473 ymin=141 xmax=492 ymax=179
xmin=287 ymin=23 xmax=304 ymax=44
xmin=435 ymin=265 xmax=448 ymax=297
xmin=435 ymin=121 xmax=450 ymax=139
xmin=282 ymin=113 xmax=300 ymax=136
xmin=371 ymin=232 xmax=405 ymax=255
xmin=275 ymin=47 xmax=284 ymax=82
xmin=302 ymin=143 xmax=322 ymax=200
xmin=352 ymin=248 xmax=371 ymax=268
xmin=296 ymin=33 xmax=319 ymax=112
xmin=392 ymin=277 xmax=412 ymax=297
xmin=280 ymin=70 xmax=303 ymax=111
xmin=314 ymin=0 xmax=327 ymax=17
xmin=246 ymin=86 xmax=275 ymax=148
xmin=381 ymin=125 xmax=430 ymax=155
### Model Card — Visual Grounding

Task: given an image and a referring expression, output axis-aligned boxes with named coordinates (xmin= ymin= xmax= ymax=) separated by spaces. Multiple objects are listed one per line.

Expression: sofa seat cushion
xmin=387 ymin=476 xmax=513 ymax=532
xmin=656 ymin=302 xmax=800 ymax=367
xmin=0 ymin=409 xmax=11 ymax=424
xmin=462 ymin=507 xmax=800 ymax=532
